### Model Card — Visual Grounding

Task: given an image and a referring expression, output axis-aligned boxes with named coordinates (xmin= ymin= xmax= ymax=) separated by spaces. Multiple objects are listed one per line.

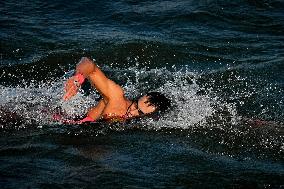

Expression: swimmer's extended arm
xmin=54 ymin=98 xmax=106 ymax=124
xmin=63 ymin=57 xmax=124 ymax=101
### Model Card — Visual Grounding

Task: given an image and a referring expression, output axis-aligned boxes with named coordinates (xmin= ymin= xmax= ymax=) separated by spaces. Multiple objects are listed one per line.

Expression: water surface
xmin=1 ymin=0 xmax=284 ymax=188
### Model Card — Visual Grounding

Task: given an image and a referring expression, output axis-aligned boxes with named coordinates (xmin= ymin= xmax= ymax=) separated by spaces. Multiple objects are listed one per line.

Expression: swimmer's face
xmin=137 ymin=95 xmax=156 ymax=115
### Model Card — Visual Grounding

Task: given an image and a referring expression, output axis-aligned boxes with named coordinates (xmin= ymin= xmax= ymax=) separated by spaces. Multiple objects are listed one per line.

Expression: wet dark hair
xmin=146 ymin=92 xmax=171 ymax=113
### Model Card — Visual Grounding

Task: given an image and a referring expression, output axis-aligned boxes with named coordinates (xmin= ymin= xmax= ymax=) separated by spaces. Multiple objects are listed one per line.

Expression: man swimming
xmin=60 ymin=57 xmax=171 ymax=124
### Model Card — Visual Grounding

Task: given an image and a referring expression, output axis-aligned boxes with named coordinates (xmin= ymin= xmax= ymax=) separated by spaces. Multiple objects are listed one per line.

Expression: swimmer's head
xmin=137 ymin=92 xmax=171 ymax=115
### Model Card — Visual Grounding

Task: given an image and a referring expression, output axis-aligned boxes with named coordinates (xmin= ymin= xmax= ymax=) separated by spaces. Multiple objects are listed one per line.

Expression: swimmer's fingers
xmin=64 ymin=77 xmax=76 ymax=91
xmin=63 ymin=77 xmax=80 ymax=101
xmin=63 ymin=85 xmax=78 ymax=100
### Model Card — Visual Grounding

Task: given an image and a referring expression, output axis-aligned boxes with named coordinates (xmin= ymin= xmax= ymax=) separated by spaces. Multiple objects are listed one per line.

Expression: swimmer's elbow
xmin=76 ymin=57 xmax=96 ymax=77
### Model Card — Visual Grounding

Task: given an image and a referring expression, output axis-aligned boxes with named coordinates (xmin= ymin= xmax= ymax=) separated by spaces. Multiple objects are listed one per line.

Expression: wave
xmin=2 ymin=72 xmax=284 ymax=162
xmin=0 ymin=40 xmax=283 ymax=164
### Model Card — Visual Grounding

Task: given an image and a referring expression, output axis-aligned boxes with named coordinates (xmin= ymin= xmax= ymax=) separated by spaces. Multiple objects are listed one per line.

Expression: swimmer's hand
xmin=52 ymin=113 xmax=95 ymax=124
xmin=63 ymin=73 xmax=85 ymax=101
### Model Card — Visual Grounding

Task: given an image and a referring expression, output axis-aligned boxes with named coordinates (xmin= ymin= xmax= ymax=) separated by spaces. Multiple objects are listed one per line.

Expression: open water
xmin=0 ymin=0 xmax=284 ymax=188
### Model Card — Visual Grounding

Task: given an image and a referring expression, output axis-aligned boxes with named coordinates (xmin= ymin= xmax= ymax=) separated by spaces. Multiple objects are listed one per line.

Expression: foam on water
xmin=0 ymin=81 xmax=62 ymax=126
xmin=0 ymin=65 xmax=241 ymax=131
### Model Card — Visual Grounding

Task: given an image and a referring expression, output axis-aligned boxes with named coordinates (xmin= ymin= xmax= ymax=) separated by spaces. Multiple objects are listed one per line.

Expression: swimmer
xmin=57 ymin=57 xmax=171 ymax=124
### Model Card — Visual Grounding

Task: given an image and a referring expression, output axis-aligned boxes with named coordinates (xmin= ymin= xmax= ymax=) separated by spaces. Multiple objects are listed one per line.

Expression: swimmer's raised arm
xmin=63 ymin=57 xmax=125 ymax=101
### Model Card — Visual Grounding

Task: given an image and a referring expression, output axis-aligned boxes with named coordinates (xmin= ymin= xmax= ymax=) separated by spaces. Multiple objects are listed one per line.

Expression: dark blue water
xmin=1 ymin=0 xmax=284 ymax=188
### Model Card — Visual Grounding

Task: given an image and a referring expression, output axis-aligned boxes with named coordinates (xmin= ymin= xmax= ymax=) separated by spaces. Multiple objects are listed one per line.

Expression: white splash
xmin=123 ymin=67 xmax=240 ymax=130
xmin=0 ymin=66 xmax=240 ymax=129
